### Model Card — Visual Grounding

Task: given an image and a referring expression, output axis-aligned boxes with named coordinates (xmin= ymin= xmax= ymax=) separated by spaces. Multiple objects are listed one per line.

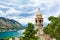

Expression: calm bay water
xmin=0 ymin=30 xmax=22 ymax=39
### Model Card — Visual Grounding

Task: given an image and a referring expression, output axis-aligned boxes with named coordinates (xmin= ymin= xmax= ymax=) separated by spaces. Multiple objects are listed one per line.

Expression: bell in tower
xmin=35 ymin=8 xmax=43 ymax=26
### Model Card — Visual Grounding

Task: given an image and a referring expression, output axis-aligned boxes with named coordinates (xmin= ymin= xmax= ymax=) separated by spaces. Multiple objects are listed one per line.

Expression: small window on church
xmin=39 ymin=20 xmax=41 ymax=23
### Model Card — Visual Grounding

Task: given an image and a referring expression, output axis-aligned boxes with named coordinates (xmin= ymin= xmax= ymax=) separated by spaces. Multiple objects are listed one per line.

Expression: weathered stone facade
xmin=35 ymin=9 xmax=56 ymax=40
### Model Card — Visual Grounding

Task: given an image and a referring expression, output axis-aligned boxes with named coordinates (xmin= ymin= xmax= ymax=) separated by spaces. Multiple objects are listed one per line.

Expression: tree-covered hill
xmin=0 ymin=17 xmax=23 ymax=32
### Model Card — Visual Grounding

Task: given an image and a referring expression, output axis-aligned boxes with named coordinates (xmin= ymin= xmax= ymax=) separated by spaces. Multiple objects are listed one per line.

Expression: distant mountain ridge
xmin=0 ymin=17 xmax=23 ymax=32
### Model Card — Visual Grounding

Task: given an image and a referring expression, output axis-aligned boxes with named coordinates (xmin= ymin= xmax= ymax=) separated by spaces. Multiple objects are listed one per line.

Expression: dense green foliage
xmin=3 ymin=36 xmax=15 ymax=40
xmin=20 ymin=23 xmax=38 ymax=40
xmin=3 ymin=38 xmax=9 ymax=40
xmin=43 ymin=16 xmax=60 ymax=40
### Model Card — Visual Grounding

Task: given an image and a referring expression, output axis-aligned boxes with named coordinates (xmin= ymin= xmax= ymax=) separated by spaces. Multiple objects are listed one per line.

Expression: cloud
xmin=10 ymin=17 xmax=35 ymax=24
xmin=6 ymin=8 xmax=21 ymax=14
xmin=0 ymin=11 xmax=6 ymax=17
xmin=0 ymin=0 xmax=60 ymax=26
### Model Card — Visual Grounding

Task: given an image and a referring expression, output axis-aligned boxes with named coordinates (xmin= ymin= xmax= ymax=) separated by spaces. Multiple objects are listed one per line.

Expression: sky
xmin=0 ymin=0 xmax=60 ymax=26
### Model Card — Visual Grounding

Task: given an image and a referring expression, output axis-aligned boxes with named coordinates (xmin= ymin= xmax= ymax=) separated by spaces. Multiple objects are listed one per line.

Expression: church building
xmin=35 ymin=8 xmax=56 ymax=40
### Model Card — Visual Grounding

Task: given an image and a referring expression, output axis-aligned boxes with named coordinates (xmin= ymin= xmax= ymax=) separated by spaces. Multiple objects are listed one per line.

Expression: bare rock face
xmin=0 ymin=17 xmax=23 ymax=32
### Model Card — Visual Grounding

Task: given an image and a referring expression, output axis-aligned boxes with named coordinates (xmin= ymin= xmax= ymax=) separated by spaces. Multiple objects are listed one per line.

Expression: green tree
xmin=3 ymin=36 xmax=15 ymax=40
xmin=43 ymin=16 xmax=60 ymax=40
xmin=20 ymin=23 xmax=38 ymax=40
xmin=3 ymin=38 xmax=9 ymax=40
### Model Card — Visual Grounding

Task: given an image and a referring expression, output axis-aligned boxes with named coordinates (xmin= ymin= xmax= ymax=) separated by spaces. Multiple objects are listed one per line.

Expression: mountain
xmin=0 ymin=17 xmax=23 ymax=32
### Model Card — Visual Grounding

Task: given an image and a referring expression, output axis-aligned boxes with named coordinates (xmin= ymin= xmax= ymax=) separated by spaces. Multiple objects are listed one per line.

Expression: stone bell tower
xmin=35 ymin=8 xmax=44 ymax=40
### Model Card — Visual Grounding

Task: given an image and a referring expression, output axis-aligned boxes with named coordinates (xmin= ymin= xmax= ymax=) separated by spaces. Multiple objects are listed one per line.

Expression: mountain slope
xmin=0 ymin=17 xmax=23 ymax=32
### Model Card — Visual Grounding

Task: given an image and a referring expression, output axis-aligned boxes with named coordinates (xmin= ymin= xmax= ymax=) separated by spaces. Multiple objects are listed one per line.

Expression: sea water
xmin=0 ymin=30 xmax=22 ymax=39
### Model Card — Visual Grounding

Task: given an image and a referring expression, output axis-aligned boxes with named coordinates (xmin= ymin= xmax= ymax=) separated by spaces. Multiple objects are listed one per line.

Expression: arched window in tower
xmin=39 ymin=19 xmax=41 ymax=23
